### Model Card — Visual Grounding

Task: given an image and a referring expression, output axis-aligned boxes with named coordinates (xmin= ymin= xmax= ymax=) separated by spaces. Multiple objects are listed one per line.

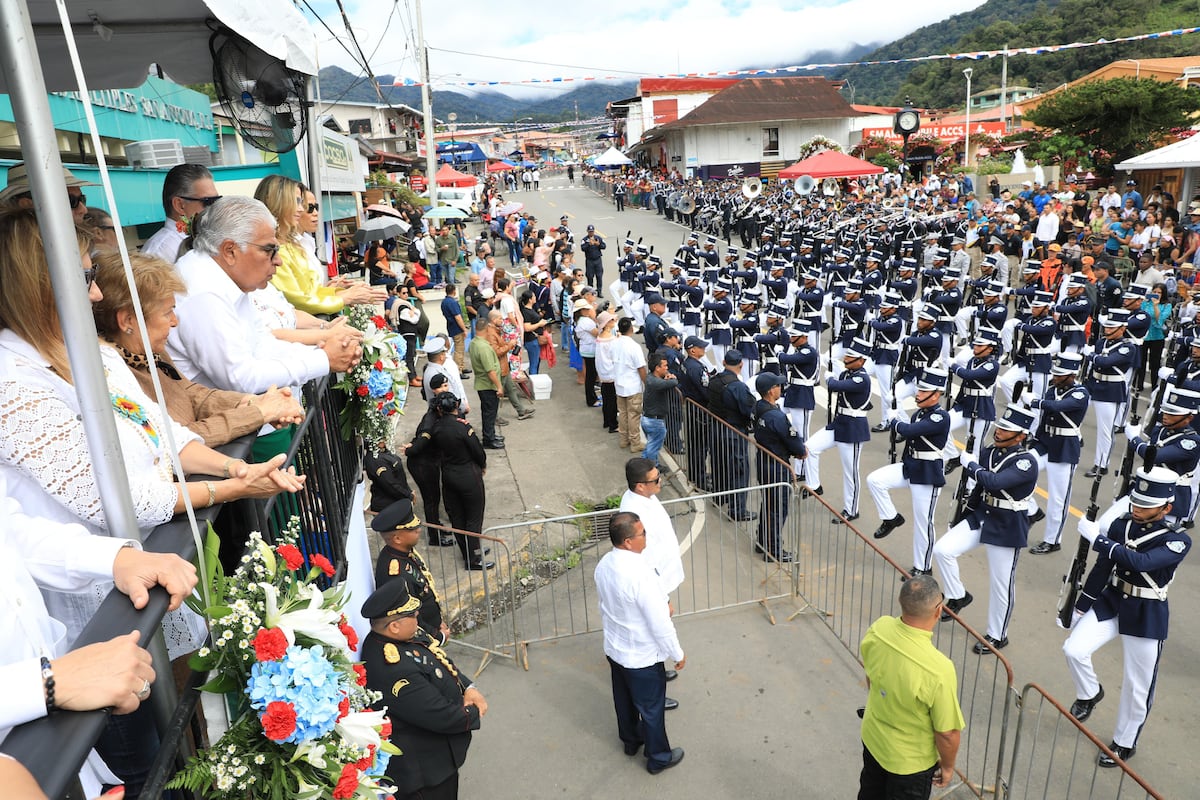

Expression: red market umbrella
xmin=778 ymin=150 xmax=885 ymax=180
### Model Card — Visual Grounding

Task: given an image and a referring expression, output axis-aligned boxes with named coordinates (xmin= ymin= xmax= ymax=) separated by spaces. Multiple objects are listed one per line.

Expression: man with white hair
xmin=167 ymin=195 xmax=361 ymax=393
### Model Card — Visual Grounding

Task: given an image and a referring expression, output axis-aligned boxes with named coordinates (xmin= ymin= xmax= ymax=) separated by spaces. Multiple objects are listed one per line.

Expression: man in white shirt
xmin=594 ymin=511 xmax=687 ymax=775
xmin=613 ymin=317 xmax=648 ymax=451
xmin=141 ymin=164 xmax=218 ymax=264
xmin=167 ymin=196 xmax=361 ymax=393
xmin=1035 ymin=204 xmax=1060 ymax=257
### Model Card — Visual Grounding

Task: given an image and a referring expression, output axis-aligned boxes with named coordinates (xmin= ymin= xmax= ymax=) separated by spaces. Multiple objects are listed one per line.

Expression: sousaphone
xmin=821 ymin=177 xmax=841 ymax=197
xmin=677 ymin=195 xmax=697 ymax=215
xmin=742 ymin=177 xmax=762 ymax=199
xmin=794 ymin=174 xmax=816 ymax=196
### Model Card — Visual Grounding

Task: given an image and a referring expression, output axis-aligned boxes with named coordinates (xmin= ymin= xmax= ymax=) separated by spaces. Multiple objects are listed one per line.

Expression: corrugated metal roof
xmin=658 ymin=77 xmax=864 ymax=129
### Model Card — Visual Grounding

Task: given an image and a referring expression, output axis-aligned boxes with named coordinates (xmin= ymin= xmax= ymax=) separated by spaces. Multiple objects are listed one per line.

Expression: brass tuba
xmin=794 ymin=174 xmax=816 ymax=195
xmin=742 ymin=177 xmax=762 ymax=199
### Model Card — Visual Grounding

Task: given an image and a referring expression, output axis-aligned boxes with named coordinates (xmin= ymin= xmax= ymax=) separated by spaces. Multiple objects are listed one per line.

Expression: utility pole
xmin=999 ymin=45 xmax=1009 ymax=132
xmin=414 ymin=0 xmax=437 ymax=206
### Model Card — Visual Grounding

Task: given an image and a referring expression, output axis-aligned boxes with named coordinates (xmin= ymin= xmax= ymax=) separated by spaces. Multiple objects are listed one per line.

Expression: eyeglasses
xmin=68 ymin=193 xmax=86 ymax=209
xmin=639 ymin=475 xmax=661 ymax=485
xmin=306 ymin=203 xmax=319 ymax=213
xmin=82 ymin=267 xmax=97 ymax=286
xmin=248 ymin=242 xmax=280 ymax=259
xmin=180 ymin=195 xmax=222 ymax=207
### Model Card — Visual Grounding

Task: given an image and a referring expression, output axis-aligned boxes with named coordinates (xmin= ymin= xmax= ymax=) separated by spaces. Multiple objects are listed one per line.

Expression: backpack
xmin=405 ymin=238 xmax=420 ymax=262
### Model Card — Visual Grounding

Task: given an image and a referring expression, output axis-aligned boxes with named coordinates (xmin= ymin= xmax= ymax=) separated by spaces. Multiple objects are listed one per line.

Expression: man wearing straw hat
xmin=0 ymin=161 xmax=97 ymax=224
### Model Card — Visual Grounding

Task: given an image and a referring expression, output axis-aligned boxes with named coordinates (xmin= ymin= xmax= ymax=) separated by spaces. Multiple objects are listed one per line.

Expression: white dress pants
xmin=805 ymin=428 xmax=863 ymax=516
xmin=867 ymin=463 xmax=941 ymax=571
xmin=933 ymin=520 xmax=1020 ymax=641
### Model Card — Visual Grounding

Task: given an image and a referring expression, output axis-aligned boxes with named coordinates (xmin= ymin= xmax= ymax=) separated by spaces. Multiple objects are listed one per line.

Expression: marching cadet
xmin=1109 ymin=386 xmax=1200 ymax=529
xmin=803 ymin=337 xmax=874 ymax=523
xmin=793 ymin=268 xmax=825 ymax=339
xmin=730 ymin=251 xmax=761 ymax=298
xmin=730 ymin=286 xmax=763 ymax=380
xmin=754 ymin=302 xmax=789 ymax=375
xmin=887 ymin=257 xmax=919 ymax=325
xmin=941 ymin=328 xmax=1001 ymax=471
xmin=926 ymin=268 xmax=963 ymax=360
xmin=972 ymin=281 xmax=1009 ymax=339
xmin=1065 ymin=466 xmax=1191 ymax=768
xmin=859 ymin=250 xmax=885 ymax=304
xmin=752 ymin=372 xmax=806 ymax=563
xmin=869 ymin=292 xmax=905 ymax=432
xmin=613 ymin=238 xmax=637 ymax=299
xmin=867 ymin=366 xmax=951 ymax=576
xmin=999 ymin=291 xmax=1056 ymax=405
xmin=675 ymin=231 xmax=699 ymax=266
xmin=1054 ymin=274 xmax=1092 ymax=355
xmin=362 ymin=579 xmax=487 ymax=798
xmin=1000 ymin=262 xmax=1045 ymax=357
xmin=776 ymin=233 xmax=797 ymax=279
xmin=699 ymin=236 xmax=721 ymax=279
xmin=679 ymin=335 xmax=716 ymax=491
xmin=371 ymin=497 xmax=449 ymax=644
xmin=702 ymin=277 xmax=734 ymax=364
xmin=934 ymin=403 xmax=1040 ymax=653
xmin=1084 ymin=309 xmax=1139 ymax=478
xmin=778 ymin=321 xmax=820 ymax=470
xmin=1118 ymin=285 xmax=1153 ymax=343
xmin=831 ymin=279 xmax=867 ymax=365
xmin=1027 ymin=352 xmax=1091 ymax=554
xmin=676 ymin=267 xmax=706 ymax=341
xmin=722 ymin=245 xmax=740 ymax=281
xmin=895 ymin=308 xmax=945 ymax=407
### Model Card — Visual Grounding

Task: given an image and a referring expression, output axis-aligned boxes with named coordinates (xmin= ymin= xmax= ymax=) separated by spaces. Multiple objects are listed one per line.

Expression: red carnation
xmin=373 ymin=360 xmax=383 ymax=371
xmin=338 ymin=616 xmax=359 ymax=652
xmin=371 ymin=315 xmax=387 ymax=329
xmin=380 ymin=719 xmax=392 ymax=738
xmin=355 ymin=744 xmax=376 ymax=771
xmin=311 ymin=553 xmax=335 ymax=577
xmin=384 ymin=391 xmax=394 ymax=401
xmin=276 ymin=544 xmax=304 ymax=571
xmin=260 ymin=701 xmax=297 ymax=742
xmin=356 ymin=385 xmax=370 ymax=397
xmin=332 ymin=763 xmax=359 ymax=799
xmin=252 ymin=627 xmax=289 ymax=662
xmin=338 ymin=695 xmax=351 ymax=721
xmin=353 ymin=663 xmax=367 ymax=686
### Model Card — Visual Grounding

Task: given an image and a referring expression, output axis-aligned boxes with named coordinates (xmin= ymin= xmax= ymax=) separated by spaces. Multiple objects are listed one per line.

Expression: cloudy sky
xmin=304 ymin=0 xmax=986 ymax=93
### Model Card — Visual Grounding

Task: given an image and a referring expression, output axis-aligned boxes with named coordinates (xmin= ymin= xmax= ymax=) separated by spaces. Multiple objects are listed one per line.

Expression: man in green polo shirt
xmin=858 ymin=575 xmax=964 ymax=799
xmin=468 ymin=316 xmax=505 ymax=450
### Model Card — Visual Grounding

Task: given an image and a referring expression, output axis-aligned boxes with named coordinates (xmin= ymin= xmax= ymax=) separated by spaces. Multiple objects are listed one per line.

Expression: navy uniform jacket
xmin=730 ymin=268 xmax=760 ymax=293
xmin=900 ymin=327 xmax=944 ymax=381
xmin=833 ymin=298 xmax=867 ymax=346
xmin=1086 ymin=337 xmax=1138 ymax=403
xmin=679 ymin=355 xmax=713 ymax=406
xmin=887 ymin=276 xmax=918 ymax=322
xmin=793 ymin=284 xmax=824 ymax=327
xmin=895 ymin=405 xmax=950 ymax=486
xmin=374 ymin=544 xmax=444 ymax=641
xmin=635 ymin=268 xmax=661 ymax=295
xmin=753 ymin=399 xmax=806 ymax=477
xmin=964 ymin=444 xmax=1039 ymax=548
xmin=719 ymin=373 xmax=755 ymax=432
xmin=678 ymin=283 xmax=705 ymax=327
xmin=974 ymin=303 xmax=1008 ymax=337
xmin=658 ymin=277 xmax=684 ymax=316
xmin=731 ymin=311 xmax=761 ymax=360
xmin=1032 ymin=381 xmax=1090 ymax=464
xmin=1125 ymin=309 xmax=1152 ymax=343
xmin=1055 ymin=295 xmax=1092 ymax=349
xmin=869 ymin=314 xmax=904 ymax=366
xmin=1015 ymin=316 xmax=1057 ymax=374
xmin=364 ymin=630 xmax=480 ymax=795
xmin=827 ymin=367 xmax=872 ymax=444
xmin=779 ymin=344 xmax=819 ymax=410
xmin=1096 ymin=275 xmax=1123 ymax=311
xmin=951 ymin=356 xmax=999 ymax=420
xmin=703 ymin=296 xmax=734 ymax=345
xmin=926 ymin=286 xmax=963 ymax=334
xmin=1131 ymin=423 xmax=1200 ymax=514
xmin=1011 ymin=279 xmax=1044 ymax=317
xmin=860 ymin=267 xmax=885 ymax=307
xmin=754 ymin=328 xmax=787 ymax=375
xmin=644 ymin=311 xmax=668 ymax=353
xmin=1077 ymin=516 xmax=1191 ymax=640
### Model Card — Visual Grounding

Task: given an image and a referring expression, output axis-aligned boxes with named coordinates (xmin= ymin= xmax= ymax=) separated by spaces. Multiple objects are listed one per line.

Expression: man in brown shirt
xmin=482 ymin=309 xmax=535 ymax=419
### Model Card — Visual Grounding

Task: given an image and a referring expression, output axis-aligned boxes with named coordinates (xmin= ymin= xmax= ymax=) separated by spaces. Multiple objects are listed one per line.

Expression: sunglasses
xmin=248 ymin=242 xmax=280 ymax=259
xmin=180 ymin=195 xmax=222 ymax=207
xmin=82 ymin=267 xmax=96 ymax=286
xmin=68 ymin=193 xmax=86 ymax=209
xmin=306 ymin=203 xmax=319 ymax=213
xmin=640 ymin=475 xmax=661 ymax=485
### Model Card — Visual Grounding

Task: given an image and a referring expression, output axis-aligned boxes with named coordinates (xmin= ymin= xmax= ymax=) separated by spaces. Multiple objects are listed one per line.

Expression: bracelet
xmin=205 ymin=480 xmax=217 ymax=508
xmin=222 ymin=457 xmax=235 ymax=478
xmin=41 ymin=656 xmax=56 ymax=713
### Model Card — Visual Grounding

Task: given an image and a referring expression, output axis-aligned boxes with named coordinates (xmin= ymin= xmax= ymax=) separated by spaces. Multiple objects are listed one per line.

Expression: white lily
xmin=335 ymin=709 xmax=388 ymax=748
xmin=292 ymin=740 xmax=328 ymax=769
xmin=260 ymin=582 xmax=344 ymax=648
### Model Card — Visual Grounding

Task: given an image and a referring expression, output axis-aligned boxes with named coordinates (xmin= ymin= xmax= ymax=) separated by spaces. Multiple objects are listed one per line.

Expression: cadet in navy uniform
xmin=1055 ymin=274 xmax=1093 ymax=355
xmin=730 ymin=287 xmax=762 ymax=380
xmin=887 ymin=258 xmax=918 ymax=324
xmin=934 ymin=403 xmax=1039 ymax=653
xmin=972 ymin=281 xmax=1009 ymax=339
xmin=793 ymin=269 xmax=825 ymax=335
xmin=676 ymin=268 xmax=706 ymax=341
xmin=831 ymin=280 xmax=867 ymax=365
xmin=778 ymin=321 xmax=820 ymax=463
xmin=895 ymin=308 xmax=944 ymax=408
xmin=707 ymin=350 xmax=756 ymax=520
xmin=1028 ymin=352 xmax=1091 ymax=554
xmin=1065 ymin=466 xmax=1191 ymax=767
xmin=372 ymin=498 xmax=449 ymax=644
xmin=1084 ymin=310 xmax=1138 ymax=478
xmin=926 ymin=269 xmax=963 ymax=359
xmin=754 ymin=303 xmax=789 ymax=375
xmin=941 ymin=328 xmax=1000 ymax=469
xmin=752 ymin=373 xmax=806 ymax=562
xmin=803 ymin=337 xmax=874 ymax=523
xmin=998 ymin=291 xmax=1055 ymax=405
xmin=362 ymin=580 xmax=487 ymax=800
xmin=869 ymin=293 xmax=905 ymax=432
xmin=703 ymin=278 xmax=734 ymax=365
xmin=1106 ymin=386 xmax=1200 ymax=529
xmin=679 ymin=336 xmax=715 ymax=490
xmin=867 ymin=366 xmax=951 ymax=575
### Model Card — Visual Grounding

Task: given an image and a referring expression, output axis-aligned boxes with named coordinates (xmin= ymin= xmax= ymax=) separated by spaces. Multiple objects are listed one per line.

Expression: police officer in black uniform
xmin=372 ymin=498 xmax=448 ymax=643
xmin=679 ymin=336 xmax=715 ymax=490
xmin=707 ymin=350 xmax=755 ymax=520
xmin=404 ymin=388 xmax=453 ymax=547
xmin=362 ymin=580 xmax=487 ymax=799
xmin=752 ymin=372 xmax=805 ymax=562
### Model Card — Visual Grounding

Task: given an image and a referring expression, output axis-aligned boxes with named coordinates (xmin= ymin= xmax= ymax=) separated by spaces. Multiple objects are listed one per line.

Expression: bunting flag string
xmin=390 ymin=25 xmax=1200 ymax=88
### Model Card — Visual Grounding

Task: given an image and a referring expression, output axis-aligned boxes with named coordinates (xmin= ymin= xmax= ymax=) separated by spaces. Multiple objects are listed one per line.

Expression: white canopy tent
xmin=592 ymin=146 xmax=634 ymax=167
xmin=1115 ymin=133 xmax=1200 ymax=204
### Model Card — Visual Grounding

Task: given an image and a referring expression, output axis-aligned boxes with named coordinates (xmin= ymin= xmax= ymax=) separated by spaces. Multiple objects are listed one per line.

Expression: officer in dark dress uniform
xmin=1028 ymin=352 xmax=1091 ymax=553
xmin=679 ymin=336 xmax=715 ymax=490
xmin=707 ymin=350 xmax=755 ymax=520
xmin=364 ymin=447 xmax=414 ymax=513
xmin=371 ymin=498 xmax=447 ymax=643
xmin=752 ymin=372 xmax=805 ymax=562
xmin=1065 ymin=466 xmax=1191 ymax=767
xmin=934 ymin=403 xmax=1039 ymax=653
xmin=362 ymin=580 xmax=486 ymax=800
xmin=405 ymin=394 xmax=449 ymax=545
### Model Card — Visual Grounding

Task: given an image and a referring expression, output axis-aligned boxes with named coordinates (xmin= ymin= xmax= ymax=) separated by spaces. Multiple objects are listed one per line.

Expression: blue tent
xmin=438 ymin=142 xmax=487 ymax=164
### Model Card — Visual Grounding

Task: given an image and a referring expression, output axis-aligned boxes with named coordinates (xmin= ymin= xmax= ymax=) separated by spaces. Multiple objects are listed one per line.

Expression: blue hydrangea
xmin=368 ymin=749 xmax=390 ymax=777
xmin=247 ymin=645 xmax=344 ymax=744
xmin=391 ymin=336 xmax=406 ymax=361
xmin=366 ymin=369 xmax=392 ymax=398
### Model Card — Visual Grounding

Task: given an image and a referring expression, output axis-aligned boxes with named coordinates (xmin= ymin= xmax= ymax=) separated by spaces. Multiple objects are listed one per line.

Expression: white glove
xmin=1056 ymin=608 xmax=1085 ymax=631
xmin=955 ymin=449 xmax=971 ymax=468
xmin=1002 ymin=288 xmax=1013 ymax=297
xmin=1125 ymin=423 xmax=1141 ymax=441
xmin=1159 ymin=366 xmax=1175 ymax=381
xmin=1078 ymin=517 xmax=1100 ymax=543
xmin=1080 ymin=344 xmax=1094 ymax=358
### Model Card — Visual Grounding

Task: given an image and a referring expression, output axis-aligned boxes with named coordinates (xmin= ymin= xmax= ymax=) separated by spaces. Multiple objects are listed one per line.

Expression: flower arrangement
xmin=334 ymin=304 xmax=407 ymax=448
xmin=168 ymin=520 xmax=398 ymax=799
xmin=796 ymin=135 xmax=843 ymax=161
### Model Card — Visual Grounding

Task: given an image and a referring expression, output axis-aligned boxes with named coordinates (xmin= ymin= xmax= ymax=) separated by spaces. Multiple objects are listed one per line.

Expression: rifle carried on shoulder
xmin=1057 ymin=469 xmax=1104 ymax=628
xmin=949 ymin=403 xmax=981 ymax=526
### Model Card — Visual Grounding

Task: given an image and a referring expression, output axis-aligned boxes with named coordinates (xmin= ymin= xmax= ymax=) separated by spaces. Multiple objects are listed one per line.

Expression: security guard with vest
xmin=752 ymin=372 xmax=806 ymax=562
xmin=803 ymin=336 xmax=874 ymax=524
xmin=934 ymin=403 xmax=1040 ymax=654
xmin=1028 ymin=352 xmax=1092 ymax=554
xmin=1065 ymin=466 xmax=1191 ymax=768
xmin=867 ymin=366 xmax=951 ymax=575
xmin=362 ymin=579 xmax=487 ymax=799
xmin=708 ymin=350 xmax=756 ymax=521
xmin=372 ymin=498 xmax=449 ymax=644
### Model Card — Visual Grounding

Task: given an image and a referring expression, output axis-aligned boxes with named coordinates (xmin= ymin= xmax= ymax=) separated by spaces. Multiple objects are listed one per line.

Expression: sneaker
xmin=517 ymin=410 xmax=536 ymax=420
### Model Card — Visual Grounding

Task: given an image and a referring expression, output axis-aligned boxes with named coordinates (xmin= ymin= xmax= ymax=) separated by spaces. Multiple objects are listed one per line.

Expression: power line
xmin=428 ymin=46 xmax=644 ymax=76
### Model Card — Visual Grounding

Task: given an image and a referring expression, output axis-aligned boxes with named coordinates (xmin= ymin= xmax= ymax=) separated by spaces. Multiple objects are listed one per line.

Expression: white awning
xmin=1115 ymin=133 xmax=1200 ymax=171
xmin=8 ymin=0 xmax=318 ymax=93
